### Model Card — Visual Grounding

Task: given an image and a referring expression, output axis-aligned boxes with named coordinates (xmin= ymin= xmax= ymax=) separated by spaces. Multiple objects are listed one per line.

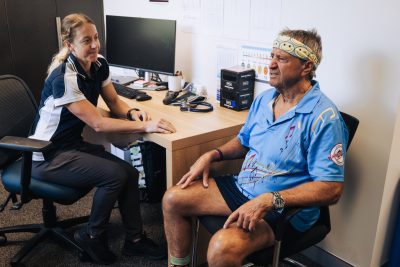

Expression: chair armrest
xmin=0 ymin=136 xmax=52 ymax=152
xmin=280 ymin=207 xmax=302 ymax=222
xmin=0 ymin=136 xmax=51 ymax=205
xmin=274 ymin=207 xmax=303 ymax=241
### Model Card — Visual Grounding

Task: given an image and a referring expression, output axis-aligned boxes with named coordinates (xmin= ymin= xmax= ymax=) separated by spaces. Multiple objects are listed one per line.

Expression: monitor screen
xmin=106 ymin=15 xmax=176 ymax=76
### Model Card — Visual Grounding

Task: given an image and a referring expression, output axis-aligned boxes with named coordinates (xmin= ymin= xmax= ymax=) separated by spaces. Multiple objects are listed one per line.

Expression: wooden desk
xmin=97 ymin=90 xmax=248 ymax=188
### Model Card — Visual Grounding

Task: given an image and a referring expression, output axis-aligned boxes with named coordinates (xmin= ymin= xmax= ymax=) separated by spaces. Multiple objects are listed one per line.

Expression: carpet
xmin=0 ymin=185 xmax=167 ymax=267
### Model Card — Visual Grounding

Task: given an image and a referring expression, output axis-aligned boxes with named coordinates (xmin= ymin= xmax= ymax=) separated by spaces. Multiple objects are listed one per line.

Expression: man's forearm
xmin=278 ymin=181 xmax=344 ymax=207
xmin=216 ymin=137 xmax=248 ymax=161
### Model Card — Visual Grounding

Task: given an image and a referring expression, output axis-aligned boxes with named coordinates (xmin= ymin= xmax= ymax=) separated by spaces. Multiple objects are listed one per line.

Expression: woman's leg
xmin=32 ymin=144 xmax=135 ymax=237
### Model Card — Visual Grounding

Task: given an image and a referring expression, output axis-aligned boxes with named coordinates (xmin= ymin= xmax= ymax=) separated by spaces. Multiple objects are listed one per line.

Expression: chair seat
xmin=247 ymin=221 xmax=329 ymax=264
xmin=2 ymin=158 xmax=89 ymax=205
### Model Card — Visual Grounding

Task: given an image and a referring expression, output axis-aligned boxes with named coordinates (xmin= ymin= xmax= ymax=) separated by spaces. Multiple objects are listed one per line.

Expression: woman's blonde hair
xmin=47 ymin=13 xmax=95 ymax=76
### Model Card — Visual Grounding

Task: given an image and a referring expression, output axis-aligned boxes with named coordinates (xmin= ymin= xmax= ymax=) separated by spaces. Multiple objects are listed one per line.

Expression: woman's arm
xmin=100 ymin=82 xmax=150 ymax=121
xmin=66 ymin=99 xmax=175 ymax=134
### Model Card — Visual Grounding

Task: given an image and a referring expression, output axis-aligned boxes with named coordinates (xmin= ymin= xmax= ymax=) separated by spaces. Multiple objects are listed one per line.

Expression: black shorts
xmin=215 ymin=174 xmax=295 ymax=234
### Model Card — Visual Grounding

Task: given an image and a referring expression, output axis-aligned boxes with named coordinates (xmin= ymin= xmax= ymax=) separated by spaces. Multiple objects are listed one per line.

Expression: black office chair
xmin=0 ymin=75 xmax=91 ymax=266
xmin=191 ymin=111 xmax=359 ymax=267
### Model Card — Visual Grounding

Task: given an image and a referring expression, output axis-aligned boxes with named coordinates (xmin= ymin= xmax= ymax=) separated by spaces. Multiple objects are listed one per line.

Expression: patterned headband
xmin=273 ymin=35 xmax=320 ymax=66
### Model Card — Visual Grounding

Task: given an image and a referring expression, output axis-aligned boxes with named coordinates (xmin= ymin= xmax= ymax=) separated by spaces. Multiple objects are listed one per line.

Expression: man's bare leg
xmin=207 ymin=220 xmax=275 ymax=267
xmin=162 ymin=179 xmax=231 ymax=265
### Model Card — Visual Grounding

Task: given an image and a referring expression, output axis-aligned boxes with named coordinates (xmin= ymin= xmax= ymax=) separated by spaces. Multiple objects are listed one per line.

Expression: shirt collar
xmin=268 ymin=80 xmax=321 ymax=125
xmin=66 ymin=53 xmax=102 ymax=80
xmin=294 ymin=80 xmax=321 ymax=114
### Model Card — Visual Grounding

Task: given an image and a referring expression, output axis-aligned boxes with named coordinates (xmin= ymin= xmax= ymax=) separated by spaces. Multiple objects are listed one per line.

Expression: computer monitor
xmin=105 ymin=15 xmax=176 ymax=81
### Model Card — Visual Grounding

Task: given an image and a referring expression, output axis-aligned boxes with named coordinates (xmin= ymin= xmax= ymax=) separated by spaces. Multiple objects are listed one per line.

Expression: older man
xmin=162 ymin=28 xmax=349 ymax=267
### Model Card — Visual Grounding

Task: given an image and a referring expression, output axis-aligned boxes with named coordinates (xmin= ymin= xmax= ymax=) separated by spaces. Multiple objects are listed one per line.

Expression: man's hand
xmin=177 ymin=151 xmax=214 ymax=189
xmin=223 ymin=194 xmax=272 ymax=231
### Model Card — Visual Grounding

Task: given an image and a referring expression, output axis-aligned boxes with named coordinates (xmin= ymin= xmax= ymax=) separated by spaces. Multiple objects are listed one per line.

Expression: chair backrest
xmin=340 ymin=111 xmax=359 ymax=149
xmin=0 ymin=75 xmax=37 ymax=168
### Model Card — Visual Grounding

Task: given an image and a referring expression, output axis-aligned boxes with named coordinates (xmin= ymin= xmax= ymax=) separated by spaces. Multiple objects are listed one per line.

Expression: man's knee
xmin=162 ymin=185 xmax=194 ymax=215
xmin=207 ymin=230 xmax=242 ymax=266
xmin=162 ymin=186 xmax=181 ymax=212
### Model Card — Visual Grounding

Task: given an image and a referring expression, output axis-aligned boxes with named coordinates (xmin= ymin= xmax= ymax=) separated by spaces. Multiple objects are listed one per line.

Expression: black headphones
xmin=180 ymin=101 xmax=213 ymax=112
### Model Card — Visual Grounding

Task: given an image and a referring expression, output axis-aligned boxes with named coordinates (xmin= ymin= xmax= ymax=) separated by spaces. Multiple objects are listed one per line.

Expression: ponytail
xmin=46 ymin=47 xmax=69 ymax=78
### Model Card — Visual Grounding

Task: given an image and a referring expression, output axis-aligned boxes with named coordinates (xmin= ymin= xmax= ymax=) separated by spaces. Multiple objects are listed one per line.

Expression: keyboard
xmin=112 ymin=82 xmax=145 ymax=99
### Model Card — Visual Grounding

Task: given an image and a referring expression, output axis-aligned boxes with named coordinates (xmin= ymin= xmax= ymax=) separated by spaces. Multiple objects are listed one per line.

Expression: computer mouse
xmin=136 ymin=94 xmax=152 ymax=101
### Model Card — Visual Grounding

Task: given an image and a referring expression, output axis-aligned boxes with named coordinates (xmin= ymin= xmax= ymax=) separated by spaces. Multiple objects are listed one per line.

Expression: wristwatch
xmin=271 ymin=191 xmax=285 ymax=211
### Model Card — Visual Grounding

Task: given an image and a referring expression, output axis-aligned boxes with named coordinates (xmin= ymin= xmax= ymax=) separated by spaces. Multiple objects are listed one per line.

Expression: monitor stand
xmin=144 ymin=71 xmax=151 ymax=83
xmin=132 ymin=71 xmax=167 ymax=91
xmin=137 ymin=70 xmax=151 ymax=82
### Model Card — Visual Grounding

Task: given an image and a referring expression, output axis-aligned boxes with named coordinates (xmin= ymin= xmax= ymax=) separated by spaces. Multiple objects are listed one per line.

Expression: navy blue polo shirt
xmin=30 ymin=53 xmax=111 ymax=161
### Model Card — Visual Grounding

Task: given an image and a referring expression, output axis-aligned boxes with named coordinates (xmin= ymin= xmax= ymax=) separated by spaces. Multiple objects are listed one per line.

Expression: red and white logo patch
xmin=329 ymin=144 xmax=344 ymax=166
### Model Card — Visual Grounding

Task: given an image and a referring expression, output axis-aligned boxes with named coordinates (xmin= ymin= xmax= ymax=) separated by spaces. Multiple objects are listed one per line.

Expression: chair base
xmin=0 ymin=213 xmax=90 ymax=266
xmin=282 ymin=257 xmax=308 ymax=267
xmin=241 ymin=257 xmax=307 ymax=267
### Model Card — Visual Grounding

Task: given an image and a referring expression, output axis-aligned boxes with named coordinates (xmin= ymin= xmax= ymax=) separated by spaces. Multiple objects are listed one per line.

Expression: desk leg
xmin=165 ymin=148 xmax=176 ymax=189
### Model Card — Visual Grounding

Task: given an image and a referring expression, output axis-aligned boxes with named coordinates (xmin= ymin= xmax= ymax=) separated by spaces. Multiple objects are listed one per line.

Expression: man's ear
xmin=302 ymin=61 xmax=314 ymax=77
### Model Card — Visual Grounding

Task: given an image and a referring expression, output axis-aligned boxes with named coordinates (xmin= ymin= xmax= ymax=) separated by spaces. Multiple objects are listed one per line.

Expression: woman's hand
xmin=143 ymin=118 xmax=176 ymax=134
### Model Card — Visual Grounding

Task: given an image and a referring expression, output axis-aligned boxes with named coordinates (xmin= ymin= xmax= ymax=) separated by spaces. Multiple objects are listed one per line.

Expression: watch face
xmin=274 ymin=198 xmax=285 ymax=209
xmin=273 ymin=192 xmax=285 ymax=209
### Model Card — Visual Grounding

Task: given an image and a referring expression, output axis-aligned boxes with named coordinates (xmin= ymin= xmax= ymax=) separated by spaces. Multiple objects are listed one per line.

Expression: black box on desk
xmin=220 ymin=66 xmax=255 ymax=111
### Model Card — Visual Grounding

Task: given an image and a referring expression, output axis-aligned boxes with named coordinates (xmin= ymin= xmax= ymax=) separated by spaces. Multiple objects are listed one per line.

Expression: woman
xmin=30 ymin=13 xmax=175 ymax=265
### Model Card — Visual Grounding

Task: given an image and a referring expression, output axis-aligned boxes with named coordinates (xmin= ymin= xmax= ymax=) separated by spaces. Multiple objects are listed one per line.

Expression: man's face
xmin=268 ymin=48 xmax=306 ymax=90
xmin=68 ymin=22 xmax=100 ymax=69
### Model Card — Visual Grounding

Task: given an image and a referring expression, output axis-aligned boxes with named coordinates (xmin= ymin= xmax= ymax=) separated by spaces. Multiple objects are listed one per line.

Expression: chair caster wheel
xmin=0 ymin=234 xmax=7 ymax=245
xmin=79 ymin=252 xmax=91 ymax=262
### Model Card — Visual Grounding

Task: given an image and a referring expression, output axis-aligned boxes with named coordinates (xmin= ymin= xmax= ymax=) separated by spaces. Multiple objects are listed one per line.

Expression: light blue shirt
xmin=236 ymin=81 xmax=349 ymax=231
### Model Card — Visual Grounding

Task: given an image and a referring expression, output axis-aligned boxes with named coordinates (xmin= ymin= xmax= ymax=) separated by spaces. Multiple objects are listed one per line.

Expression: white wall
xmin=103 ymin=0 xmax=400 ymax=266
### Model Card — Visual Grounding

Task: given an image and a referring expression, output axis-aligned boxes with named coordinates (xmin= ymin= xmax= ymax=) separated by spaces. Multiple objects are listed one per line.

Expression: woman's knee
xmin=105 ymin=163 xmax=137 ymax=189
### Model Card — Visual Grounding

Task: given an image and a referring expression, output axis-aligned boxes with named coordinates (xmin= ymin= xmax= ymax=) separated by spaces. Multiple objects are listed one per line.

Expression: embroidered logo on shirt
xmin=329 ymin=143 xmax=344 ymax=166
